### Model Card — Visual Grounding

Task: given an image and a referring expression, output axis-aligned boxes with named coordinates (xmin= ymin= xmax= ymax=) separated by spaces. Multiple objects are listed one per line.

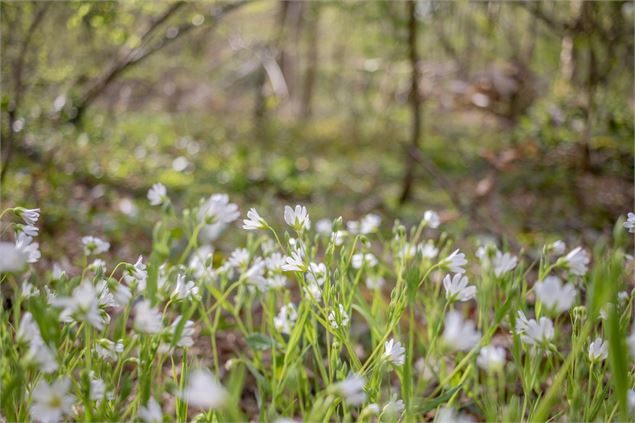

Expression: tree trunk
xmin=399 ymin=0 xmax=422 ymax=204
xmin=300 ymin=5 xmax=319 ymax=120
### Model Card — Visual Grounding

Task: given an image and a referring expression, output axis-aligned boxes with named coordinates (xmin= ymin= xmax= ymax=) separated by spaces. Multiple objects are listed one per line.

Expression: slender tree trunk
xmin=300 ymin=5 xmax=319 ymax=120
xmin=399 ymin=0 xmax=422 ymax=204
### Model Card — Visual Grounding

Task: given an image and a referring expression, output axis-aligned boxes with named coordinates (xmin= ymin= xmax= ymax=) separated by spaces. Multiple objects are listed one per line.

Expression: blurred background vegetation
xmin=1 ymin=0 xmax=633 ymax=264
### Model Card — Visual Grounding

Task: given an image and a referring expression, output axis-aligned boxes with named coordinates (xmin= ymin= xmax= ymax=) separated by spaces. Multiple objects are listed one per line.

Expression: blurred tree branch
xmin=70 ymin=0 xmax=251 ymax=124
xmin=1 ymin=3 xmax=50 ymax=184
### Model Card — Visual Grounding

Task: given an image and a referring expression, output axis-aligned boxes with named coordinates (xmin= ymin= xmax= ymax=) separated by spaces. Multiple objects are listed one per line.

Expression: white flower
xmin=303 ymin=281 xmax=322 ymax=302
xmin=419 ymin=240 xmax=439 ymax=259
xmin=30 ymin=378 xmax=75 ymax=423
xmin=265 ymin=252 xmax=285 ymax=273
xmin=147 ymin=183 xmax=168 ymax=206
xmin=17 ymin=312 xmax=40 ymax=344
xmin=95 ymin=338 xmax=124 ymax=361
xmin=534 ymin=276 xmax=577 ymax=313
xmin=333 ymin=374 xmax=366 ymax=405
xmin=21 ymin=281 xmax=40 ymax=299
xmin=352 ymin=253 xmax=378 ymax=269
xmin=382 ymin=395 xmax=405 ymax=419
xmin=134 ymin=300 xmax=163 ymax=334
xmin=82 ymin=236 xmax=110 ymax=256
xmin=307 ymin=262 xmax=327 ymax=285
xmin=171 ymin=316 xmax=195 ymax=348
xmin=26 ymin=338 xmax=59 ymax=373
xmin=18 ymin=224 xmax=39 ymax=237
xmin=328 ymin=304 xmax=350 ymax=329
xmin=53 ymin=282 xmax=105 ymax=330
xmin=422 ymin=210 xmax=440 ymax=228
xmin=124 ymin=256 xmax=147 ymax=289
xmin=442 ymin=311 xmax=481 ymax=352
xmin=138 ymin=398 xmax=163 ymax=423
xmin=331 ymin=230 xmax=347 ymax=246
xmin=441 ymin=249 xmax=467 ymax=274
xmin=383 ymin=338 xmax=406 ymax=366
xmin=514 ymin=310 xmax=531 ymax=333
xmin=267 ymin=274 xmax=287 ymax=289
xmin=52 ymin=263 xmax=66 ymax=280
xmin=15 ymin=207 xmax=40 ymax=225
xmin=520 ymin=317 xmax=554 ymax=348
xmin=627 ymin=326 xmax=635 ymax=358
xmin=316 ymin=218 xmax=332 ymax=235
xmin=559 ymin=247 xmax=590 ymax=276
xmin=282 ymin=251 xmax=306 ymax=272
xmin=477 ymin=345 xmax=506 ymax=371
xmin=0 ymin=241 xmax=27 ymax=272
xmin=179 ymin=369 xmax=228 ymax=409
xmin=274 ymin=303 xmax=298 ymax=335
xmin=198 ymin=194 xmax=240 ymax=225
xmin=366 ymin=275 xmax=385 ymax=290
xmin=243 ymin=208 xmax=267 ymax=230
xmin=629 ymin=389 xmax=635 ymax=412
xmin=435 ymin=406 xmax=474 ymax=423
xmin=492 ymin=251 xmax=517 ymax=277
xmin=284 ymin=205 xmax=310 ymax=231
xmin=89 ymin=371 xmax=113 ymax=401
xmin=548 ymin=240 xmax=566 ymax=255
xmin=172 ymin=275 xmax=200 ymax=300
xmin=359 ymin=213 xmax=381 ymax=234
xmin=112 ymin=283 xmax=132 ymax=307
xmin=588 ymin=337 xmax=608 ymax=362
xmin=15 ymin=233 xmax=40 ymax=263
xmin=625 ymin=212 xmax=635 ymax=233
xmin=228 ymin=248 xmax=250 ymax=268
xmin=443 ymin=274 xmax=476 ymax=302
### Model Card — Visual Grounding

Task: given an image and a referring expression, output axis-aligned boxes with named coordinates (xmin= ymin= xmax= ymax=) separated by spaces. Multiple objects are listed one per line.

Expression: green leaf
xmin=416 ymin=385 xmax=462 ymax=414
xmin=245 ymin=332 xmax=280 ymax=351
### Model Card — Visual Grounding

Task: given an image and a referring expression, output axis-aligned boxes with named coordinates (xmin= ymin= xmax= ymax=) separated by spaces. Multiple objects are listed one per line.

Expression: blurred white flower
xmin=629 ymin=389 xmax=635 ymax=412
xmin=124 ymin=256 xmax=148 ymax=290
xmin=171 ymin=316 xmax=195 ymax=348
xmin=89 ymin=371 xmax=113 ymax=401
xmin=548 ymin=240 xmax=566 ymax=255
xmin=534 ymin=276 xmax=576 ymax=313
xmin=627 ymin=325 xmax=635 ymax=358
xmin=198 ymin=194 xmax=239 ymax=241
xmin=383 ymin=338 xmax=406 ymax=366
xmin=382 ymin=395 xmax=405 ymax=419
xmin=624 ymin=212 xmax=635 ymax=233
xmin=422 ymin=210 xmax=440 ymax=228
xmin=366 ymin=275 xmax=385 ymax=290
xmin=303 ymin=281 xmax=322 ymax=302
xmin=352 ymin=253 xmax=378 ymax=269
xmin=53 ymin=282 xmax=105 ymax=330
xmin=138 ymin=398 xmax=163 ymax=423
xmin=147 ymin=183 xmax=168 ymax=206
xmin=588 ymin=337 xmax=608 ymax=362
xmin=0 ymin=242 xmax=27 ymax=272
xmin=30 ymin=378 xmax=75 ymax=423
xmin=16 ymin=233 xmax=41 ymax=263
xmin=284 ymin=205 xmax=310 ymax=232
xmin=477 ymin=345 xmax=506 ymax=371
xmin=179 ymin=369 xmax=227 ymax=409
xmin=267 ymin=274 xmax=287 ymax=289
xmin=17 ymin=224 xmax=39 ymax=237
xmin=443 ymin=274 xmax=476 ymax=302
xmin=243 ymin=208 xmax=267 ymax=230
xmin=316 ymin=218 xmax=332 ymax=235
xmin=359 ymin=213 xmax=381 ymax=234
xmin=282 ymin=251 xmax=306 ymax=272
xmin=441 ymin=249 xmax=467 ymax=274
xmin=134 ymin=300 xmax=163 ymax=334
xmin=442 ymin=311 xmax=481 ymax=351
xmin=328 ymin=304 xmax=350 ymax=329
xmin=419 ymin=240 xmax=439 ymax=259
xmin=15 ymin=207 xmax=40 ymax=226
xmin=17 ymin=312 xmax=40 ymax=344
xmin=228 ymin=248 xmax=250 ymax=268
xmin=520 ymin=317 xmax=554 ymax=348
xmin=514 ymin=310 xmax=530 ymax=333
xmin=26 ymin=338 xmax=58 ymax=373
xmin=559 ymin=247 xmax=589 ymax=276
xmin=172 ymin=274 xmax=200 ymax=300
xmin=492 ymin=251 xmax=517 ymax=277
xmin=82 ymin=236 xmax=110 ymax=256
xmin=112 ymin=283 xmax=132 ymax=307
xmin=52 ymin=263 xmax=66 ymax=280
xmin=95 ymin=338 xmax=124 ymax=361
xmin=265 ymin=252 xmax=285 ymax=272
xmin=331 ymin=230 xmax=347 ymax=246
xmin=435 ymin=406 xmax=474 ymax=423
xmin=21 ymin=281 xmax=40 ymax=299
xmin=274 ymin=303 xmax=298 ymax=335
xmin=333 ymin=374 xmax=366 ymax=405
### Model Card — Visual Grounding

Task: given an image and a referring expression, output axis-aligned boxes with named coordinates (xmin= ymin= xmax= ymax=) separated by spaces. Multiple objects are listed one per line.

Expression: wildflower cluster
xmin=1 ymin=195 xmax=633 ymax=422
